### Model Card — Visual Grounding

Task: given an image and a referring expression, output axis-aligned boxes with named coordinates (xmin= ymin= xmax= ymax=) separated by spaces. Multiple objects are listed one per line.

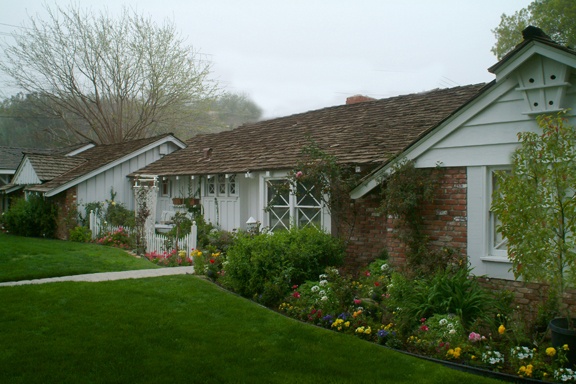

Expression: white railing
xmin=89 ymin=210 xmax=197 ymax=257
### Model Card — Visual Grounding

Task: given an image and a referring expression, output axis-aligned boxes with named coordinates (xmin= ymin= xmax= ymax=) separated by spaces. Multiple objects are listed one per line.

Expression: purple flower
xmin=377 ymin=329 xmax=389 ymax=338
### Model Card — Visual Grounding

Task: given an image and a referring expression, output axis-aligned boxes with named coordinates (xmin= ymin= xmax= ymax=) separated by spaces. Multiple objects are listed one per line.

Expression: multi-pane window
xmin=489 ymin=169 xmax=509 ymax=256
xmin=206 ymin=174 xmax=238 ymax=197
xmin=161 ymin=178 xmax=170 ymax=196
xmin=267 ymin=179 xmax=291 ymax=231
xmin=266 ymin=179 xmax=322 ymax=231
xmin=295 ymin=182 xmax=322 ymax=229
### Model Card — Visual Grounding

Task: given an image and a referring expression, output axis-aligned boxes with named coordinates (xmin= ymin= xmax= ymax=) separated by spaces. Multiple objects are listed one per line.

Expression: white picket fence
xmin=89 ymin=210 xmax=197 ymax=257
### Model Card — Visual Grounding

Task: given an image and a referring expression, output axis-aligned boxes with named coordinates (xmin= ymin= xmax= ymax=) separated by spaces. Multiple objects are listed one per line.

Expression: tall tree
xmin=491 ymin=0 xmax=576 ymax=60
xmin=0 ymin=4 xmax=218 ymax=144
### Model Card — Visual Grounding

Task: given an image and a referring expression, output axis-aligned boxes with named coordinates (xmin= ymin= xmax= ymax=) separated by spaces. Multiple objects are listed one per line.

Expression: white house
xmin=6 ymin=133 xmax=185 ymax=238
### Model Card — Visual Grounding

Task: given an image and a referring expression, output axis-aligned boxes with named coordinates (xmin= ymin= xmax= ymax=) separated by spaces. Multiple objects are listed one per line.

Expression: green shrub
xmin=69 ymin=226 xmax=92 ymax=242
xmin=2 ymin=195 xmax=57 ymax=238
xmin=387 ymin=267 xmax=511 ymax=336
xmin=105 ymin=202 xmax=135 ymax=228
xmin=221 ymin=226 xmax=345 ymax=307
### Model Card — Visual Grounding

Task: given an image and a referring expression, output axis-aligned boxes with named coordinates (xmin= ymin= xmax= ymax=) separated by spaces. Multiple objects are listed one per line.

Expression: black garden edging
xmin=388 ymin=347 xmax=548 ymax=384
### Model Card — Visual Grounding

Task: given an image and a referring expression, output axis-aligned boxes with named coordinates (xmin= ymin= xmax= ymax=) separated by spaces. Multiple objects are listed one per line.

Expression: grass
xmin=0 ymin=234 xmax=503 ymax=383
xmin=0 ymin=276 xmax=503 ymax=384
xmin=0 ymin=232 xmax=156 ymax=282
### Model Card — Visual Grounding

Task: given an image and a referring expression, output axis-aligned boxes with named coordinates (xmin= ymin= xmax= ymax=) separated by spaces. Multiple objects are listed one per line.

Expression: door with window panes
xmin=204 ymin=174 xmax=239 ymax=231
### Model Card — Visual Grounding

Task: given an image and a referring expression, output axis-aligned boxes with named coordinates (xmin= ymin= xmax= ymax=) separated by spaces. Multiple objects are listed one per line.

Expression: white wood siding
xmin=76 ymin=145 xmax=176 ymax=210
xmin=12 ymin=158 xmax=40 ymax=185
xmin=413 ymin=62 xmax=576 ymax=280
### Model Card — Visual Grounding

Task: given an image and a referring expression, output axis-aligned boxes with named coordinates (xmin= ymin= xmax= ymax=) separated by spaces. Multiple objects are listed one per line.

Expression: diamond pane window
xmin=218 ymin=174 xmax=227 ymax=195
xmin=228 ymin=174 xmax=237 ymax=196
xmin=207 ymin=176 xmax=216 ymax=196
xmin=267 ymin=179 xmax=291 ymax=231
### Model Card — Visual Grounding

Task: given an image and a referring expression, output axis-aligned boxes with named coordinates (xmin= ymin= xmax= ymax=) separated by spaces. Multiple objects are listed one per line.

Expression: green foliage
xmin=286 ymin=139 xmax=362 ymax=241
xmin=221 ymin=226 xmax=345 ymax=307
xmin=104 ymin=202 xmax=135 ymax=228
xmin=491 ymin=0 xmax=576 ymax=59
xmin=381 ymin=160 xmax=439 ymax=274
xmin=2 ymin=195 xmax=57 ymax=238
xmin=387 ymin=267 xmax=509 ymax=336
xmin=492 ymin=113 xmax=576 ymax=317
xmin=69 ymin=226 xmax=92 ymax=242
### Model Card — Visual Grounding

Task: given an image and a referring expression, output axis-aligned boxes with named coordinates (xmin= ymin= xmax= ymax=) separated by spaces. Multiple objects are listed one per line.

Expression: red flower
xmin=292 ymin=292 xmax=301 ymax=299
xmin=420 ymin=325 xmax=429 ymax=332
xmin=209 ymin=259 xmax=215 ymax=264
xmin=292 ymin=285 xmax=299 ymax=290
xmin=354 ymin=299 xmax=362 ymax=305
xmin=374 ymin=281 xmax=381 ymax=287
xmin=364 ymin=271 xmax=371 ymax=276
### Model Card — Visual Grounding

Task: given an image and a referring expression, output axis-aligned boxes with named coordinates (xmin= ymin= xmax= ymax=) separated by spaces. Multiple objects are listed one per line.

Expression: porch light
xmin=245 ymin=171 xmax=253 ymax=179
xmin=190 ymin=175 xmax=195 ymax=180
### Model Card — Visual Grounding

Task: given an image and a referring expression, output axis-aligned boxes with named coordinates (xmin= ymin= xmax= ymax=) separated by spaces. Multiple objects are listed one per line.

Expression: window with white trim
xmin=266 ymin=178 xmax=322 ymax=231
xmin=489 ymin=168 xmax=510 ymax=257
xmin=206 ymin=174 xmax=238 ymax=197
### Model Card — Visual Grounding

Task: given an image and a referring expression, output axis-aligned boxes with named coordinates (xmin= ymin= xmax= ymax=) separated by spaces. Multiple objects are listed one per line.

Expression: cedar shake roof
xmin=134 ymin=84 xmax=487 ymax=177
xmin=25 ymin=153 xmax=87 ymax=181
xmin=0 ymin=146 xmax=51 ymax=171
xmin=28 ymin=133 xmax=176 ymax=193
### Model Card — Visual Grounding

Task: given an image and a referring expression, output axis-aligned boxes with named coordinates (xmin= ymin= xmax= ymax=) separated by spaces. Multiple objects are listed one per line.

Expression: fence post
xmin=89 ymin=210 xmax=96 ymax=240
xmin=191 ymin=221 xmax=198 ymax=253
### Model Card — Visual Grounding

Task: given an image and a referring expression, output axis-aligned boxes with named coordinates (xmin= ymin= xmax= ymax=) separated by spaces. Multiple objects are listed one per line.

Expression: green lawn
xmin=0 ymin=232 xmax=156 ymax=282
xmin=0 ymin=234 xmax=503 ymax=383
xmin=0 ymin=276 xmax=503 ymax=384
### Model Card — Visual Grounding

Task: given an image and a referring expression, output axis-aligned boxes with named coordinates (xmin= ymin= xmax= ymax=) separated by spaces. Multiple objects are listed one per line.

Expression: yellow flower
xmin=563 ymin=344 xmax=570 ymax=351
xmin=364 ymin=327 xmax=372 ymax=335
xmin=546 ymin=347 xmax=557 ymax=357
xmin=498 ymin=324 xmax=506 ymax=335
xmin=471 ymin=355 xmax=477 ymax=360
xmin=344 ymin=321 xmax=350 ymax=327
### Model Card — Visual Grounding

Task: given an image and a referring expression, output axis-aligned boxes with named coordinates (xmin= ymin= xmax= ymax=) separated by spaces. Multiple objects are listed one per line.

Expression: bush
xmin=69 ymin=226 xmax=92 ymax=242
xmin=387 ymin=267 xmax=511 ymax=336
xmin=221 ymin=226 xmax=345 ymax=307
xmin=2 ymin=195 xmax=58 ymax=238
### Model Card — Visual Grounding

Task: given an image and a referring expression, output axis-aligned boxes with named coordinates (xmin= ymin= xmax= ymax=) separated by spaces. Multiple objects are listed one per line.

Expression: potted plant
xmin=492 ymin=111 xmax=576 ymax=364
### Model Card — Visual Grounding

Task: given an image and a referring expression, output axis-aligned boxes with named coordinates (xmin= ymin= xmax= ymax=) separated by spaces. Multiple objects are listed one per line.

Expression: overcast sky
xmin=1 ymin=0 xmax=534 ymax=119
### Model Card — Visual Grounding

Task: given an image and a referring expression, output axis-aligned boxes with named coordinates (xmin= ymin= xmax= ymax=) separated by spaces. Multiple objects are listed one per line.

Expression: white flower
xmin=321 ymin=296 xmax=328 ymax=301
xmin=380 ymin=264 xmax=389 ymax=271
xmin=449 ymin=329 xmax=456 ymax=335
xmin=439 ymin=318 xmax=448 ymax=326
xmin=446 ymin=323 xmax=454 ymax=330
xmin=319 ymin=290 xmax=326 ymax=296
xmin=319 ymin=274 xmax=328 ymax=280
xmin=319 ymin=280 xmax=328 ymax=287
xmin=311 ymin=285 xmax=320 ymax=293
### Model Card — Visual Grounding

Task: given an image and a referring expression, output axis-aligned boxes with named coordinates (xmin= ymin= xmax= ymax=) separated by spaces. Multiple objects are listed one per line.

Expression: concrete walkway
xmin=0 ymin=266 xmax=195 ymax=287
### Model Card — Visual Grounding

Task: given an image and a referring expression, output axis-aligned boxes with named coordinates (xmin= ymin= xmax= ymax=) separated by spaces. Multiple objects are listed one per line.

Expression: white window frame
xmin=487 ymin=166 xmax=510 ymax=260
xmin=265 ymin=177 xmax=323 ymax=231
xmin=205 ymin=174 xmax=238 ymax=198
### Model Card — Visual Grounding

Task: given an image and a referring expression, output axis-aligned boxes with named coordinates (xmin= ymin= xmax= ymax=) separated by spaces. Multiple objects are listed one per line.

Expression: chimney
xmin=346 ymin=95 xmax=376 ymax=105
xmin=203 ymin=147 xmax=212 ymax=159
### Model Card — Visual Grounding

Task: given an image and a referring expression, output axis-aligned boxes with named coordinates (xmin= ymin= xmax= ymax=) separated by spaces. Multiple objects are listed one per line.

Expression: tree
xmin=491 ymin=0 xmax=576 ymax=59
xmin=0 ymin=93 xmax=68 ymax=148
xmin=0 ymin=4 xmax=218 ymax=144
xmin=492 ymin=112 xmax=576 ymax=321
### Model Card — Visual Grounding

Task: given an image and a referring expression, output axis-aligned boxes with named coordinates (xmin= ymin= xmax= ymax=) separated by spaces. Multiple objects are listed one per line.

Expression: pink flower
xmin=420 ymin=318 xmax=427 ymax=323
xmin=468 ymin=332 xmax=482 ymax=342
xmin=295 ymin=171 xmax=303 ymax=178
xmin=364 ymin=271 xmax=371 ymax=277
xmin=420 ymin=325 xmax=429 ymax=332
xmin=354 ymin=299 xmax=362 ymax=305
xmin=292 ymin=285 xmax=299 ymax=290
xmin=292 ymin=292 xmax=301 ymax=299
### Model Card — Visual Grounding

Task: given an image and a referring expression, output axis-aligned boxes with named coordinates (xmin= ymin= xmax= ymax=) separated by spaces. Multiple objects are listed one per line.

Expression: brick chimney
xmin=346 ymin=95 xmax=376 ymax=105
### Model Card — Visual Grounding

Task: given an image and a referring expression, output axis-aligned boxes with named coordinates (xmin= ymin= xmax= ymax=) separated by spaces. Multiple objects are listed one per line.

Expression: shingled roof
xmin=134 ymin=84 xmax=487 ymax=177
xmin=27 ymin=133 xmax=180 ymax=194
xmin=25 ymin=153 xmax=87 ymax=182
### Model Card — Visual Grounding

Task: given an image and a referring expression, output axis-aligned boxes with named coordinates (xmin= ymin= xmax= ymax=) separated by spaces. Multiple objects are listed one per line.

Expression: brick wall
xmin=339 ymin=167 xmax=468 ymax=272
xmin=478 ymin=277 xmax=576 ymax=326
xmin=51 ymin=187 xmax=78 ymax=240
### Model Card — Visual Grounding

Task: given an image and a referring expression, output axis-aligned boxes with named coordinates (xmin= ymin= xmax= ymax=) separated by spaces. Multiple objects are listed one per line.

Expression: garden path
xmin=0 ymin=266 xmax=195 ymax=287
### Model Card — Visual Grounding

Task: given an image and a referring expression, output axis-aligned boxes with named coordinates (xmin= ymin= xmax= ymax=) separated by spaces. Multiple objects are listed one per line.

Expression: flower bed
xmin=276 ymin=260 xmax=576 ymax=383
